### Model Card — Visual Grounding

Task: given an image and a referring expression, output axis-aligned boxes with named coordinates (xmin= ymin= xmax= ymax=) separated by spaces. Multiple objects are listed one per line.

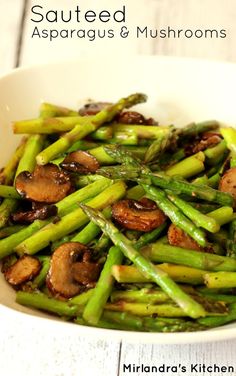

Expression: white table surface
xmin=1 ymin=1 xmax=236 ymax=375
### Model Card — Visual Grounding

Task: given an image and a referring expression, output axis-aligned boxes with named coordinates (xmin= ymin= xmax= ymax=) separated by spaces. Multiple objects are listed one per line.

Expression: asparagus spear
xmin=144 ymin=134 xmax=170 ymax=163
xmin=101 ymin=146 xmax=233 ymax=206
xmin=71 ymin=207 xmax=111 ymax=243
xmin=142 ymin=243 xmax=236 ymax=272
xmin=111 ymin=288 xmax=171 ymax=304
xmin=126 ymin=185 xmax=145 ymax=200
xmin=105 ymin=299 xmax=226 ymax=317
xmin=0 ymin=199 xmax=18 ymax=229
xmin=0 ymin=138 xmax=26 ymax=184
xmin=0 ymin=219 xmax=49 ymax=259
xmin=91 ymin=124 xmax=170 ymax=142
xmin=15 ymin=181 xmax=126 ymax=255
xmin=0 ymin=185 xmax=21 ymax=199
xmin=13 ymin=115 xmax=90 ymax=134
xmin=30 ymin=256 xmax=50 ymax=288
xmin=100 ymin=164 xmax=233 ymax=206
xmin=189 ymin=203 xmax=220 ymax=214
xmin=204 ymin=272 xmax=236 ymax=288
xmin=101 ymin=311 xmax=205 ymax=332
xmin=80 ymin=205 xmax=206 ymax=319
xmin=199 ymin=292 xmax=236 ymax=304
xmin=0 ymin=224 xmax=25 ymax=239
xmin=142 ymin=185 xmax=207 ymax=247
xmin=70 ymin=289 xmax=95 ymax=305
xmin=135 ymin=223 xmax=167 ymax=249
xmin=166 ymin=192 xmax=219 ymax=233
xmin=1 ymin=135 xmax=45 ymax=230
xmin=15 ymin=134 xmax=45 ymax=178
xmin=39 ymin=102 xmax=78 ymax=118
xmin=16 ymin=291 xmax=80 ymax=317
xmin=177 ymin=120 xmax=219 ymax=139
xmin=165 ymin=152 xmax=205 ymax=179
xmin=204 ymin=140 xmax=227 ymax=165
xmin=112 ymin=263 xmax=206 ymax=285
xmin=83 ymin=245 xmax=123 ymax=325
xmin=106 ymin=302 xmax=188 ymax=317
xmin=198 ymin=303 xmax=236 ymax=328
xmin=36 ymin=93 xmax=147 ymax=165
xmin=207 ymin=206 xmax=234 ymax=226
xmin=56 ymin=177 xmax=111 ymax=216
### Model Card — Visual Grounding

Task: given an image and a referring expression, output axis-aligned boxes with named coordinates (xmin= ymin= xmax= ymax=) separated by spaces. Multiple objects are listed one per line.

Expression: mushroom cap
xmin=60 ymin=151 xmax=100 ymax=174
xmin=4 ymin=255 xmax=41 ymax=286
xmin=15 ymin=164 xmax=72 ymax=203
xmin=47 ymin=242 xmax=100 ymax=298
xmin=12 ymin=203 xmax=58 ymax=223
xmin=79 ymin=102 xmax=111 ymax=116
xmin=167 ymin=224 xmax=202 ymax=251
xmin=112 ymin=198 xmax=166 ymax=232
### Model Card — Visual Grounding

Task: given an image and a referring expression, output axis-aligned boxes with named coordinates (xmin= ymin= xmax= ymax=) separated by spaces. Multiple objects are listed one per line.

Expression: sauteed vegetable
xmin=1 ymin=93 xmax=236 ymax=332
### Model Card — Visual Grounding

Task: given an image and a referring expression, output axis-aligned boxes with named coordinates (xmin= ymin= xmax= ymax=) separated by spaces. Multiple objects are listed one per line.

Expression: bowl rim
xmin=0 ymin=56 xmax=236 ymax=344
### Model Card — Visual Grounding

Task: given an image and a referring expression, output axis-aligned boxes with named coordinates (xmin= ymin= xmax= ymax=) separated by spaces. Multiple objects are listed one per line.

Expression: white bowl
xmin=0 ymin=56 xmax=236 ymax=345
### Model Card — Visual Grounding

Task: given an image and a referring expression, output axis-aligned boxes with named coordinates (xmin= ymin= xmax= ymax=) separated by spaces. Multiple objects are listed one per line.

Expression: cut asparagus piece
xmin=83 ymin=246 xmax=123 ymax=325
xmin=142 ymin=243 xmax=236 ymax=272
xmin=112 ymin=263 xmax=206 ymax=285
xmin=165 ymin=152 xmax=205 ymax=179
xmin=15 ymin=135 xmax=45 ymax=178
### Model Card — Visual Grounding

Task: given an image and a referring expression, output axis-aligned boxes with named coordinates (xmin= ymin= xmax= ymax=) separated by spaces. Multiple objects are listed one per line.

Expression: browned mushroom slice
xmin=15 ymin=164 xmax=72 ymax=203
xmin=4 ymin=255 xmax=41 ymax=286
xmin=60 ymin=151 xmax=100 ymax=174
xmin=112 ymin=199 xmax=166 ymax=232
xmin=12 ymin=204 xmax=58 ymax=224
xmin=219 ymin=167 xmax=236 ymax=206
xmin=79 ymin=102 xmax=111 ymax=116
xmin=168 ymin=224 xmax=202 ymax=251
xmin=47 ymin=242 xmax=100 ymax=298
xmin=116 ymin=111 xmax=146 ymax=125
xmin=192 ymin=133 xmax=221 ymax=153
xmin=116 ymin=111 xmax=157 ymax=125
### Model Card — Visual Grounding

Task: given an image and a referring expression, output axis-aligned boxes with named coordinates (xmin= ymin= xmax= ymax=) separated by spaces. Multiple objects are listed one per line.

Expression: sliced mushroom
xmin=168 ymin=224 xmax=202 ymax=251
xmin=112 ymin=198 xmax=166 ymax=232
xmin=4 ymin=255 xmax=41 ymax=286
xmin=12 ymin=204 xmax=58 ymax=224
xmin=60 ymin=151 xmax=100 ymax=174
xmin=15 ymin=164 xmax=72 ymax=203
xmin=219 ymin=167 xmax=236 ymax=206
xmin=192 ymin=133 xmax=221 ymax=153
xmin=47 ymin=242 xmax=100 ymax=298
xmin=116 ymin=111 xmax=146 ymax=124
xmin=185 ymin=132 xmax=222 ymax=156
xmin=79 ymin=102 xmax=111 ymax=116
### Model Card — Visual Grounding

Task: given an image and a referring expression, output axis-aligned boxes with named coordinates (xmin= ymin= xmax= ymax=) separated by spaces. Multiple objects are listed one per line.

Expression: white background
xmin=1 ymin=1 xmax=236 ymax=375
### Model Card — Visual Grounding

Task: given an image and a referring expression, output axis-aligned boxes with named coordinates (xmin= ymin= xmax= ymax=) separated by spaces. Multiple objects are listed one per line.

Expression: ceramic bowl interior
xmin=0 ymin=56 xmax=236 ymax=344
